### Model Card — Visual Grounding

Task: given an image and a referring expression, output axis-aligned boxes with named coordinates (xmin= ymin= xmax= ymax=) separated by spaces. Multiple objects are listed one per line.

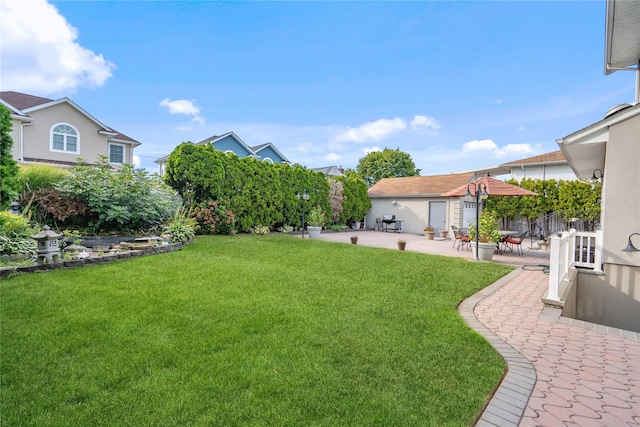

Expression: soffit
xmin=605 ymin=0 xmax=640 ymax=74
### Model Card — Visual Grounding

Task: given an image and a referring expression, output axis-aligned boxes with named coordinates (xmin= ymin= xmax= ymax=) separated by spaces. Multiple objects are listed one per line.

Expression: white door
xmin=429 ymin=201 xmax=447 ymax=231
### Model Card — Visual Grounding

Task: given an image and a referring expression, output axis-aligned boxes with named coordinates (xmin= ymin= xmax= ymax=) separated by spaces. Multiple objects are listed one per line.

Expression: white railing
xmin=547 ymin=229 xmax=603 ymax=302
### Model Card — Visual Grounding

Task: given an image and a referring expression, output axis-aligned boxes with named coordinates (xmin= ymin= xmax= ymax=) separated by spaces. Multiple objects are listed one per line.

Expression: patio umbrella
xmin=440 ymin=175 xmax=538 ymax=197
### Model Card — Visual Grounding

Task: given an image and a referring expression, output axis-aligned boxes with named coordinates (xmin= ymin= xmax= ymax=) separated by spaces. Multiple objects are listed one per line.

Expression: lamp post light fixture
xmin=465 ymin=182 xmax=489 ymax=262
xmin=622 ymin=233 xmax=640 ymax=252
xmin=296 ymin=189 xmax=310 ymax=239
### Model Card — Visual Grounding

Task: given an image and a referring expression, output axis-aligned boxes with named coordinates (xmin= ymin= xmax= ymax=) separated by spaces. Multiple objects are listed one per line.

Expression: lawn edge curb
xmin=457 ymin=268 xmax=537 ymax=427
xmin=0 ymin=241 xmax=189 ymax=278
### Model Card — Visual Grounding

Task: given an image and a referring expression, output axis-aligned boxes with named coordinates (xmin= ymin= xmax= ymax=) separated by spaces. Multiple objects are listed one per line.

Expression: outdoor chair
xmin=504 ymin=231 xmax=528 ymax=256
xmin=457 ymin=228 xmax=471 ymax=251
xmin=451 ymin=225 xmax=461 ymax=248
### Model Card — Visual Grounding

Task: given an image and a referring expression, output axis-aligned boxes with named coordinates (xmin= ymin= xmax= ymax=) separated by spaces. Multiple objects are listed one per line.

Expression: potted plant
xmin=307 ymin=206 xmax=325 ymax=239
xmin=397 ymin=239 xmax=406 ymax=250
xmin=468 ymin=210 xmax=501 ymax=261
xmin=350 ymin=235 xmax=358 ymax=244
xmin=424 ymin=226 xmax=436 ymax=240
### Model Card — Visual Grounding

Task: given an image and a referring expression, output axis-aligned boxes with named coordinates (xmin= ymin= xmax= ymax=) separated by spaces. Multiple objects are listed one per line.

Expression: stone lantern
xmin=31 ymin=225 xmax=62 ymax=265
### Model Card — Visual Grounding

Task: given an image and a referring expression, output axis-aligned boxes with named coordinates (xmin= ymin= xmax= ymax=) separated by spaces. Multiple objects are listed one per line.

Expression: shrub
xmin=190 ymin=200 xmax=236 ymax=235
xmin=276 ymin=225 xmax=294 ymax=233
xmin=18 ymin=164 xmax=68 ymax=193
xmin=0 ymin=211 xmax=32 ymax=235
xmin=307 ymin=206 xmax=326 ymax=227
xmin=20 ymin=188 xmax=91 ymax=227
xmin=250 ymin=225 xmax=270 ymax=235
xmin=468 ymin=210 xmax=501 ymax=243
xmin=0 ymin=105 xmax=20 ymax=210
xmin=0 ymin=212 xmax=36 ymax=256
xmin=56 ymin=156 xmax=181 ymax=233
xmin=163 ymin=208 xmax=196 ymax=244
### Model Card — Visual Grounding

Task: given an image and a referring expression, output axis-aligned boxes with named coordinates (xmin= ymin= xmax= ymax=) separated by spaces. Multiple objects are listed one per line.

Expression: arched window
xmin=262 ymin=157 xmax=274 ymax=163
xmin=51 ymin=124 xmax=79 ymax=153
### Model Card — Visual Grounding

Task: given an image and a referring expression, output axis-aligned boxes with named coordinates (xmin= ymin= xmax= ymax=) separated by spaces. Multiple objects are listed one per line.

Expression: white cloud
xmin=0 ymin=0 xmax=115 ymax=95
xmin=461 ymin=139 xmax=534 ymax=160
xmin=335 ymin=118 xmax=406 ymax=143
xmin=159 ymin=98 xmax=200 ymax=115
xmin=364 ymin=146 xmax=381 ymax=154
xmin=495 ymin=99 xmax=503 ymax=105
xmin=410 ymin=115 xmax=441 ymax=131
xmin=462 ymin=139 xmax=498 ymax=153
xmin=326 ymin=153 xmax=341 ymax=162
xmin=132 ymin=154 xmax=141 ymax=167
xmin=496 ymin=143 xmax=534 ymax=158
xmin=159 ymin=98 xmax=205 ymax=124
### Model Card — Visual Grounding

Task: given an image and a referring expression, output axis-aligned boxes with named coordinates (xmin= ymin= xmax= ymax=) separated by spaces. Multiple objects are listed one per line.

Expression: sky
xmin=0 ymin=0 xmax=636 ymax=175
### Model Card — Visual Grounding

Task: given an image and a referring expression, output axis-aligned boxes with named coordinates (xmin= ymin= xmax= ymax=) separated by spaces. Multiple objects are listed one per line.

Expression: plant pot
xmin=307 ymin=226 xmax=322 ymax=239
xmin=425 ymin=232 xmax=435 ymax=240
xmin=439 ymin=230 xmax=449 ymax=239
xmin=350 ymin=237 xmax=358 ymax=245
xmin=397 ymin=241 xmax=406 ymax=250
xmin=471 ymin=241 xmax=496 ymax=261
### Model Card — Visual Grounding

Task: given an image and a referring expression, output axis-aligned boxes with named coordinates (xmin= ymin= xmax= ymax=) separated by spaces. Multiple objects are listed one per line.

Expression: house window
xmin=51 ymin=124 xmax=79 ymax=153
xmin=109 ymin=144 xmax=125 ymax=164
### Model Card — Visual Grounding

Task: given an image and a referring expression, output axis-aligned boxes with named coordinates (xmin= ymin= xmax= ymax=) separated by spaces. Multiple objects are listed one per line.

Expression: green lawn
xmin=1 ymin=235 xmax=513 ymax=426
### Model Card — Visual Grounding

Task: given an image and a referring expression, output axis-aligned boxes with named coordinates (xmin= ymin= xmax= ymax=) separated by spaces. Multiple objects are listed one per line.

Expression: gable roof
xmin=557 ymin=102 xmax=640 ymax=179
xmin=368 ymin=173 xmax=476 ymax=198
xmin=501 ymin=150 xmax=566 ymax=166
xmin=0 ymin=91 xmax=53 ymax=110
xmin=195 ymin=131 xmax=257 ymax=157
xmin=251 ymin=142 xmax=290 ymax=163
xmin=0 ymin=91 xmax=141 ymax=147
xmin=441 ymin=175 xmax=538 ymax=197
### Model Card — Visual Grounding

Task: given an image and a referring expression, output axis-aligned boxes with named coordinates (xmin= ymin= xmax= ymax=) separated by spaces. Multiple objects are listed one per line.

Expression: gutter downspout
xmin=20 ymin=118 xmax=34 ymax=162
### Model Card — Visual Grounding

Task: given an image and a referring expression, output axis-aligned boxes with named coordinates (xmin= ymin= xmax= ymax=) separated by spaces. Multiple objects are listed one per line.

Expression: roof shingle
xmin=368 ymin=173 xmax=476 ymax=197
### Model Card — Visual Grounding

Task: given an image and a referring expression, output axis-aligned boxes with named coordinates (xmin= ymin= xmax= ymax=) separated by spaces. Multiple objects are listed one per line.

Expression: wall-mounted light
xmin=591 ymin=169 xmax=604 ymax=183
xmin=622 ymin=233 xmax=640 ymax=252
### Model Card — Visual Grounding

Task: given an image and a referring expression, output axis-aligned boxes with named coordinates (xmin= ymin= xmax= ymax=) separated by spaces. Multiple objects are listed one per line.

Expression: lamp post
xmin=296 ymin=189 xmax=310 ymax=239
xmin=465 ymin=182 xmax=489 ymax=262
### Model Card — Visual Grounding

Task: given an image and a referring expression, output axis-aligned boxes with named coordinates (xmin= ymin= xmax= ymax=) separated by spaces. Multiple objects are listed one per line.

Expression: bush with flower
xmin=424 ymin=226 xmax=436 ymax=233
xmin=190 ymin=200 xmax=236 ymax=235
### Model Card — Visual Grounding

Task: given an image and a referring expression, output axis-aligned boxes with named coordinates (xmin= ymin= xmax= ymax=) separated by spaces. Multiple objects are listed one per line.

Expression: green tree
xmin=555 ymin=180 xmax=601 ymax=231
xmin=356 ymin=148 xmax=421 ymax=186
xmin=338 ymin=174 xmax=371 ymax=225
xmin=163 ymin=143 xmax=225 ymax=206
xmin=0 ymin=105 xmax=20 ymax=209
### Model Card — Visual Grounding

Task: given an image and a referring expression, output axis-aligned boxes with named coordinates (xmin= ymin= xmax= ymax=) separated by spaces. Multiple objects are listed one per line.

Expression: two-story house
xmin=154 ymin=131 xmax=290 ymax=176
xmin=0 ymin=91 xmax=140 ymax=167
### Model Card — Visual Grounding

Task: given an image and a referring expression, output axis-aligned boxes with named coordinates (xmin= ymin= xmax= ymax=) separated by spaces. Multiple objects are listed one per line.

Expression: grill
xmin=381 ymin=214 xmax=403 ymax=232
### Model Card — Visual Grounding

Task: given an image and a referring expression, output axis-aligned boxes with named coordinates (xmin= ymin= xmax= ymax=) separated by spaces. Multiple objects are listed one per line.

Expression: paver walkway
xmin=474 ymin=269 xmax=640 ymax=426
xmin=311 ymin=231 xmax=640 ymax=426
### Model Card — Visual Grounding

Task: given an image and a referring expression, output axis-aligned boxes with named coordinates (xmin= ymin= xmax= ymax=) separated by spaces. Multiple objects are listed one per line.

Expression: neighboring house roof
xmin=501 ymin=150 xmax=566 ymax=166
xmin=311 ymin=166 xmax=344 ymax=176
xmin=154 ymin=131 xmax=290 ymax=165
xmin=557 ymin=102 xmax=640 ymax=179
xmin=251 ymin=142 xmax=290 ymax=163
xmin=0 ymin=91 xmax=141 ymax=147
xmin=458 ymin=150 xmax=569 ymax=177
xmin=368 ymin=173 xmax=476 ymax=198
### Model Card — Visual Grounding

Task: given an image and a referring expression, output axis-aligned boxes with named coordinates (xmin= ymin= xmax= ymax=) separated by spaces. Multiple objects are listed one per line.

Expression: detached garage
xmin=366 ymin=173 xmax=479 ymax=235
